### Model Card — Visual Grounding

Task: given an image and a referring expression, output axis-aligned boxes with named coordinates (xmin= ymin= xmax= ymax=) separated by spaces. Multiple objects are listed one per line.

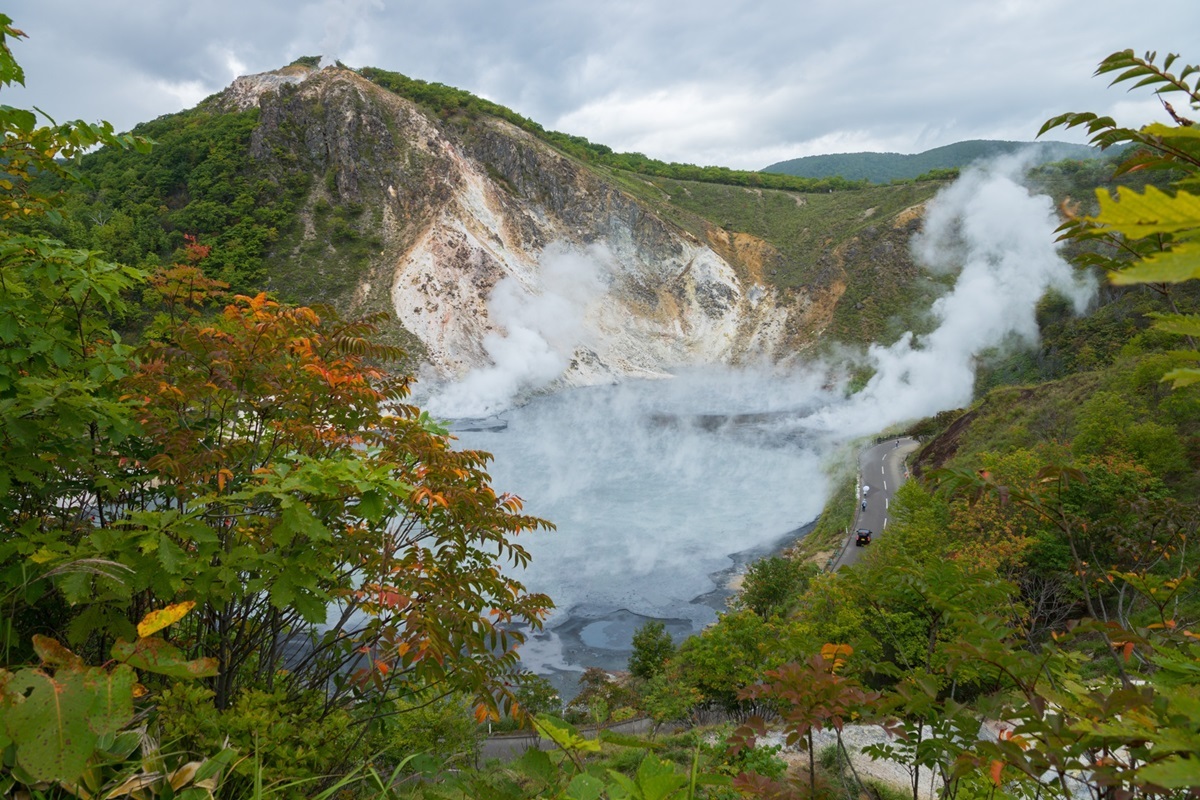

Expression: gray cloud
xmin=7 ymin=0 xmax=1199 ymax=169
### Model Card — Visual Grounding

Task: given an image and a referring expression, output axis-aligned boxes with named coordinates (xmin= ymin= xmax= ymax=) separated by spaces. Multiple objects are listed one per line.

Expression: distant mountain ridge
xmin=762 ymin=140 xmax=1103 ymax=183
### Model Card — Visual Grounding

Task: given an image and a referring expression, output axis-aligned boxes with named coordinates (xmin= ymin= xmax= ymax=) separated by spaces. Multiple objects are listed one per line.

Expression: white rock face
xmin=222 ymin=66 xmax=805 ymax=393
xmin=220 ymin=68 xmax=311 ymax=111
xmin=387 ymin=138 xmax=791 ymax=389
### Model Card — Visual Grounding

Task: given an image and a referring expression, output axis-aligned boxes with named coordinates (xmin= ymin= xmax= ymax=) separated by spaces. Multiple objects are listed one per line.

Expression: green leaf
xmin=513 ymin=747 xmax=556 ymax=784
xmin=1138 ymin=755 xmax=1200 ymax=788
xmin=357 ymin=489 xmax=386 ymax=523
xmin=1142 ymin=122 xmax=1200 ymax=140
xmin=111 ymin=637 xmax=219 ymax=679
xmin=1110 ymin=242 xmax=1200 ymax=284
xmin=1148 ymin=312 xmax=1200 ymax=337
xmin=83 ymin=665 xmax=135 ymax=736
xmin=534 ymin=714 xmax=601 ymax=754
xmin=1090 ymin=186 xmax=1200 ymax=239
xmin=605 ymin=770 xmax=638 ymax=797
xmin=2 ymin=668 xmax=97 ymax=783
xmin=565 ymin=773 xmax=606 ymax=800
xmin=1162 ymin=366 xmax=1200 ymax=387
xmin=634 ymin=754 xmax=689 ymax=800
xmin=279 ymin=500 xmax=331 ymax=544
xmin=157 ymin=532 xmax=188 ymax=573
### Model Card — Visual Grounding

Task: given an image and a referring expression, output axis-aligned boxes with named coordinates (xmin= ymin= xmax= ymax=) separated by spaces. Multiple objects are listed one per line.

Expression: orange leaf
xmin=32 ymin=635 xmax=83 ymax=667
xmin=1122 ymin=641 xmax=1134 ymax=662
xmin=989 ymin=760 xmax=1003 ymax=786
xmin=137 ymin=600 xmax=196 ymax=638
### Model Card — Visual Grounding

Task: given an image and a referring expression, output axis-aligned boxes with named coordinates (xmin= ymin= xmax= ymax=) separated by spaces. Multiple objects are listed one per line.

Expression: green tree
xmin=629 ymin=620 xmax=676 ymax=680
xmin=670 ymin=610 xmax=782 ymax=714
xmin=737 ymin=556 xmax=819 ymax=619
xmin=0 ymin=16 xmax=151 ymax=663
xmin=1073 ymin=390 xmax=1187 ymax=474
xmin=0 ymin=17 xmax=556 ymax=792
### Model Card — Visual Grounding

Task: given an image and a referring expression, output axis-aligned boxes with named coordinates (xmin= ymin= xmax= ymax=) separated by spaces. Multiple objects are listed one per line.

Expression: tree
xmin=731 ymin=645 xmax=878 ymax=800
xmin=0 ymin=15 xmax=151 ymax=664
xmin=629 ymin=620 xmax=676 ymax=680
xmin=87 ymin=290 xmax=555 ymax=716
xmin=670 ymin=610 xmax=783 ymax=716
xmin=737 ymin=556 xmax=819 ymax=620
xmin=0 ymin=16 xmax=555 ymax=792
xmin=0 ymin=20 xmax=235 ymax=790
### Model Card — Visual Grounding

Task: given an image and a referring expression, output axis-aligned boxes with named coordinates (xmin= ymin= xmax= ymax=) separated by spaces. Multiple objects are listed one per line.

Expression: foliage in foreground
xmin=0 ymin=18 xmax=552 ymax=797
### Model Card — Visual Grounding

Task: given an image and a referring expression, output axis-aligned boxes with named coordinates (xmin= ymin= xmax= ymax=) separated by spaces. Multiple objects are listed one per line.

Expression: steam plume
xmin=809 ymin=154 xmax=1095 ymax=437
xmin=427 ymin=243 xmax=611 ymax=418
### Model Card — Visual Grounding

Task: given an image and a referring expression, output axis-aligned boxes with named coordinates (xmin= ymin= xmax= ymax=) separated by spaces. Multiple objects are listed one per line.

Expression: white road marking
xmin=883 ymin=480 xmax=888 ymax=491
xmin=883 ymin=517 xmax=888 ymax=528
xmin=886 ymin=498 xmax=889 ymax=509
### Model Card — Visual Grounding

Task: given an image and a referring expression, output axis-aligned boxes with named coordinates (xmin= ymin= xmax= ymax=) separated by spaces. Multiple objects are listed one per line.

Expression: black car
xmin=854 ymin=529 xmax=873 ymax=546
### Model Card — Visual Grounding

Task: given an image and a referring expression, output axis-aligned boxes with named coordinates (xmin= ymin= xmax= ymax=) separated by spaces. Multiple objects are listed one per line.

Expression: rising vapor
xmin=809 ymin=154 xmax=1096 ymax=437
xmin=435 ymin=157 xmax=1098 ymax=681
xmin=426 ymin=243 xmax=611 ymax=418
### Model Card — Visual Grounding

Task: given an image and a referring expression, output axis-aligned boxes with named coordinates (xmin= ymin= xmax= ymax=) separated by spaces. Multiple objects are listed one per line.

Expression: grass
xmin=600 ymin=172 xmax=949 ymax=349
xmin=790 ymin=464 xmax=858 ymax=565
xmin=864 ymin=778 xmax=915 ymax=800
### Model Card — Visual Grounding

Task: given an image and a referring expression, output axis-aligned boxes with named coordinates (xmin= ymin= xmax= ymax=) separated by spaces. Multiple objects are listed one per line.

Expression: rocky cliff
xmin=210 ymin=65 xmax=938 ymax=394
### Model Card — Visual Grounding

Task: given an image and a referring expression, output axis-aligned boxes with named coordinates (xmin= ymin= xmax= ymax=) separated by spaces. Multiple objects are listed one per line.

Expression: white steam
xmin=808 ymin=155 xmax=1095 ymax=438
xmin=426 ymin=243 xmax=611 ymax=418
xmin=429 ymin=157 xmax=1098 ymax=680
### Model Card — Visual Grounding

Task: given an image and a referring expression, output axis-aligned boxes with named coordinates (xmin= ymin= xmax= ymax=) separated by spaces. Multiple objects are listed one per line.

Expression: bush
xmin=564 ymin=667 xmax=637 ymax=725
xmin=739 ymin=556 xmax=820 ymax=619
xmin=156 ymin=682 xmax=372 ymax=794
xmin=629 ymin=620 xmax=676 ymax=680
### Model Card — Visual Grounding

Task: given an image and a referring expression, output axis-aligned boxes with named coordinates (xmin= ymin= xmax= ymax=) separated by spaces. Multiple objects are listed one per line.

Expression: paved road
xmin=477 ymin=716 xmax=657 ymax=765
xmin=832 ymin=436 xmax=920 ymax=570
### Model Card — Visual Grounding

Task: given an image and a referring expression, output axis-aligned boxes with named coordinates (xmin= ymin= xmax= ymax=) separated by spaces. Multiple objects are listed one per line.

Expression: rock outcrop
xmin=210 ymin=66 xmax=928 ymax=391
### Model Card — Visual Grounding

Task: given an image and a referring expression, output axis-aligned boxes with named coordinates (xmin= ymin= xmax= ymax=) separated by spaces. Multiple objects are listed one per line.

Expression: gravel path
xmin=757 ymin=723 xmax=945 ymax=798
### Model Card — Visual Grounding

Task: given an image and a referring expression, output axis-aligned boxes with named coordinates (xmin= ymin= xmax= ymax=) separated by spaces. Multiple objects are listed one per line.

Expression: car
xmin=854 ymin=528 xmax=873 ymax=546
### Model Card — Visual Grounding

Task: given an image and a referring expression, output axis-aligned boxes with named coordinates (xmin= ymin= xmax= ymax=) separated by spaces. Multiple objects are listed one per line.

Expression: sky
xmin=7 ymin=0 xmax=1200 ymax=171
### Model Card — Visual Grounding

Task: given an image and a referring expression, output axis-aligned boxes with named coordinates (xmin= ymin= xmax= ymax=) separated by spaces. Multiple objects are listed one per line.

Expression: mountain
xmin=762 ymin=139 xmax=1104 ymax=183
xmin=50 ymin=63 xmax=945 ymax=390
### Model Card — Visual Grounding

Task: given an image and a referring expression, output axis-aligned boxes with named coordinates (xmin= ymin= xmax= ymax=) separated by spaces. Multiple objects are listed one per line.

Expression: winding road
xmin=832 ymin=436 xmax=920 ymax=570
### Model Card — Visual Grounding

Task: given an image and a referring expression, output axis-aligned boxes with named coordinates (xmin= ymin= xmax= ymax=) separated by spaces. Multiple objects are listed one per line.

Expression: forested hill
xmin=33 ymin=61 xmax=954 ymax=378
xmin=762 ymin=139 xmax=1101 ymax=183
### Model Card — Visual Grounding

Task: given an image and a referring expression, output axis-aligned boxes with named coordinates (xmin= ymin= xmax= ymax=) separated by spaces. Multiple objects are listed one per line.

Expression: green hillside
xmin=28 ymin=66 xmax=953 ymax=355
xmin=763 ymin=139 xmax=1102 ymax=183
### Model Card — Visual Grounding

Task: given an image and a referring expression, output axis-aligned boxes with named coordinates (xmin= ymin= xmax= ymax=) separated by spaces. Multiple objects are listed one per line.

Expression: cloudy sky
xmin=8 ymin=1 xmax=1200 ymax=170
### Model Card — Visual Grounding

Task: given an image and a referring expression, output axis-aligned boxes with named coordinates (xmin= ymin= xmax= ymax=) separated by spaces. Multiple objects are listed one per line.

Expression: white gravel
xmin=757 ymin=723 xmax=945 ymax=798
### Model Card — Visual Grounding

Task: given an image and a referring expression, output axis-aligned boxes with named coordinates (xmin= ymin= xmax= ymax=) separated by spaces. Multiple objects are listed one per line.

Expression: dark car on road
xmin=855 ymin=529 xmax=873 ymax=546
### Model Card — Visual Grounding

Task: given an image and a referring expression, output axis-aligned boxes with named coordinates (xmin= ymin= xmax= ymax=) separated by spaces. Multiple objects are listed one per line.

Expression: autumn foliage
xmin=0 ymin=19 xmax=552 ymax=790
